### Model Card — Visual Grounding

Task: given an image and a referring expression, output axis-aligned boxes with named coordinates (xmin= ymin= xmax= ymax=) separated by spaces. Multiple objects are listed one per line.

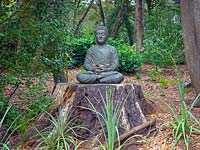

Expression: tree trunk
xmin=124 ymin=0 xmax=134 ymax=45
xmin=53 ymin=83 xmax=155 ymax=139
xmin=180 ymin=0 xmax=200 ymax=96
xmin=73 ymin=0 xmax=81 ymax=29
xmin=110 ymin=0 xmax=125 ymax=38
xmin=97 ymin=0 xmax=106 ymax=26
xmin=146 ymin=0 xmax=154 ymax=14
xmin=73 ymin=0 xmax=95 ymax=36
xmin=135 ymin=0 xmax=144 ymax=51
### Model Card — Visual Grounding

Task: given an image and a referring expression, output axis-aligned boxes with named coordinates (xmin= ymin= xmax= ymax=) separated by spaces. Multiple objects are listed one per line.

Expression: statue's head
xmin=95 ymin=26 xmax=109 ymax=45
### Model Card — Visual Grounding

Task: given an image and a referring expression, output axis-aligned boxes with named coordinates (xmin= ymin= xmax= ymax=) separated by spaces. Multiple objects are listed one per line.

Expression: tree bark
xmin=135 ymin=0 xmax=144 ymax=51
xmin=146 ymin=0 xmax=154 ymax=14
xmin=53 ymin=83 xmax=155 ymax=139
xmin=113 ymin=118 xmax=156 ymax=147
xmin=73 ymin=0 xmax=81 ymax=29
xmin=110 ymin=0 xmax=125 ymax=39
xmin=124 ymin=0 xmax=134 ymax=45
xmin=73 ymin=0 xmax=95 ymax=36
xmin=180 ymin=0 xmax=200 ymax=96
xmin=97 ymin=0 xmax=106 ymax=26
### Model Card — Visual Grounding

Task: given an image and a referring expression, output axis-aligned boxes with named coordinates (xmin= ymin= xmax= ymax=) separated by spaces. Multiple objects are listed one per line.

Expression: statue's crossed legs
xmin=77 ymin=71 xmax=124 ymax=84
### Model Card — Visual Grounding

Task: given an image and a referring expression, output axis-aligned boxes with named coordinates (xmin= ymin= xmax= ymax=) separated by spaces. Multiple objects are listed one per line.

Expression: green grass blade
xmin=189 ymin=93 xmax=200 ymax=112
xmin=163 ymin=100 xmax=180 ymax=122
xmin=1 ymin=112 xmax=23 ymax=144
xmin=181 ymin=121 xmax=189 ymax=150
xmin=187 ymin=111 xmax=200 ymax=126
xmin=173 ymin=132 xmax=182 ymax=148
xmin=0 ymin=143 xmax=10 ymax=150
xmin=0 ymin=104 xmax=12 ymax=127
xmin=174 ymin=121 xmax=181 ymax=140
xmin=192 ymin=127 xmax=200 ymax=133
xmin=86 ymin=97 xmax=108 ymax=146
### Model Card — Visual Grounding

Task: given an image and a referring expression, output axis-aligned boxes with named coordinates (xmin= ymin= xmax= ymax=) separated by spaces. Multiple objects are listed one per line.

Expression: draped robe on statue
xmin=77 ymin=45 xmax=124 ymax=84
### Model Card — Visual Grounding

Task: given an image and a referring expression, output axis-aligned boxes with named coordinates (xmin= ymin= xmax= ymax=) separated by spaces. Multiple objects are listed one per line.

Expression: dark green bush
xmin=109 ymin=39 xmax=143 ymax=72
xmin=0 ymin=0 xmax=70 ymax=142
xmin=67 ymin=35 xmax=143 ymax=72
xmin=0 ymin=0 xmax=72 ymax=80
xmin=67 ymin=35 xmax=95 ymax=68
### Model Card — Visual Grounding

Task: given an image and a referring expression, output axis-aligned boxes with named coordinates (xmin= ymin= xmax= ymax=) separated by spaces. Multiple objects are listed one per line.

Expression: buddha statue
xmin=76 ymin=25 xmax=124 ymax=84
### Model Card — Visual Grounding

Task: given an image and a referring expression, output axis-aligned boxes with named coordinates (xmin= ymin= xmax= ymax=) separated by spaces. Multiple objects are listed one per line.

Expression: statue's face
xmin=95 ymin=29 xmax=108 ymax=45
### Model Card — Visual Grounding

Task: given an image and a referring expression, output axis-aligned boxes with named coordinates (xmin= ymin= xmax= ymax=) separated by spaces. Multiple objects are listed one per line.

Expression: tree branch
xmin=114 ymin=118 xmax=156 ymax=147
xmin=73 ymin=0 xmax=95 ymax=36
xmin=9 ymin=81 xmax=21 ymax=99
xmin=110 ymin=0 xmax=125 ymax=38
xmin=97 ymin=0 xmax=106 ymax=25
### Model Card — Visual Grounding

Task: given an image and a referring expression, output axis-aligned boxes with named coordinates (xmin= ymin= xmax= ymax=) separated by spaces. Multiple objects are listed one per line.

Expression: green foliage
xmin=0 ymin=104 xmax=12 ymax=129
xmin=0 ymin=18 xmax=69 ymax=77
xmin=68 ymin=35 xmax=143 ymax=72
xmin=162 ymin=80 xmax=200 ymax=149
xmin=0 ymin=96 xmax=53 ymax=148
xmin=36 ymin=108 xmax=81 ymax=150
xmin=3 ymin=95 xmax=53 ymax=144
xmin=67 ymin=35 xmax=95 ymax=68
xmin=147 ymin=69 xmax=161 ymax=81
xmin=143 ymin=91 xmax=150 ymax=98
xmin=7 ymin=97 xmax=53 ymax=135
xmin=135 ymin=72 xmax=141 ymax=79
xmin=0 ymin=104 xmax=22 ymax=150
xmin=159 ymin=78 xmax=178 ymax=89
xmin=0 ymin=95 xmax=9 ymax=117
xmin=0 ymin=73 xmax=53 ymax=144
xmin=0 ymin=0 xmax=72 ymax=80
xmin=184 ymin=87 xmax=193 ymax=94
xmin=109 ymin=39 xmax=143 ymax=72
xmin=0 ymin=1 xmax=69 ymax=142
xmin=143 ymin=1 xmax=184 ymax=67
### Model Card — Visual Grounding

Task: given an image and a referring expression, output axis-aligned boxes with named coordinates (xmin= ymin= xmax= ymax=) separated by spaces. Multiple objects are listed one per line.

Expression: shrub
xmin=0 ymin=0 xmax=71 ymax=82
xmin=67 ymin=35 xmax=95 ymax=68
xmin=109 ymin=39 xmax=143 ymax=72
xmin=68 ymin=35 xmax=143 ymax=72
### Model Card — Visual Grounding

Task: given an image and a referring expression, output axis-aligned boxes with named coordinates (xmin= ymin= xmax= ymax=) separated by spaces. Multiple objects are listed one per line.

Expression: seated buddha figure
xmin=76 ymin=25 xmax=124 ymax=84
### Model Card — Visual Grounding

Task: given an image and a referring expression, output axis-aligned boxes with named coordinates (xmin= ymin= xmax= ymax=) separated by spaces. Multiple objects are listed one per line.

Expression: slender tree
xmin=146 ymin=0 xmax=154 ymax=14
xmin=124 ymin=0 xmax=134 ymax=45
xmin=180 ymin=0 xmax=200 ymax=98
xmin=73 ymin=0 xmax=81 ymax=29
xmin=135 ymin=0 xmax=144 ymax=51
xmin=74 ymin=0 xmax=95 ymax=36
xmin=110 ymin=0 xmax=125 ymax=38
xmin=97 ymin=0 xmax=106 ymax=25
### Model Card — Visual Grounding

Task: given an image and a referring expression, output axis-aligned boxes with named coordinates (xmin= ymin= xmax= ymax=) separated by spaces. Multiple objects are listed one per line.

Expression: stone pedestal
xmin=53 ymin=83 xmax=152 ymax=138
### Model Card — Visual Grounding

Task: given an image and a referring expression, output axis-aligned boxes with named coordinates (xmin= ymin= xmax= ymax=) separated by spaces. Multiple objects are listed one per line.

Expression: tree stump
xmin=53 ymin=83 xmax=153 ymax=139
